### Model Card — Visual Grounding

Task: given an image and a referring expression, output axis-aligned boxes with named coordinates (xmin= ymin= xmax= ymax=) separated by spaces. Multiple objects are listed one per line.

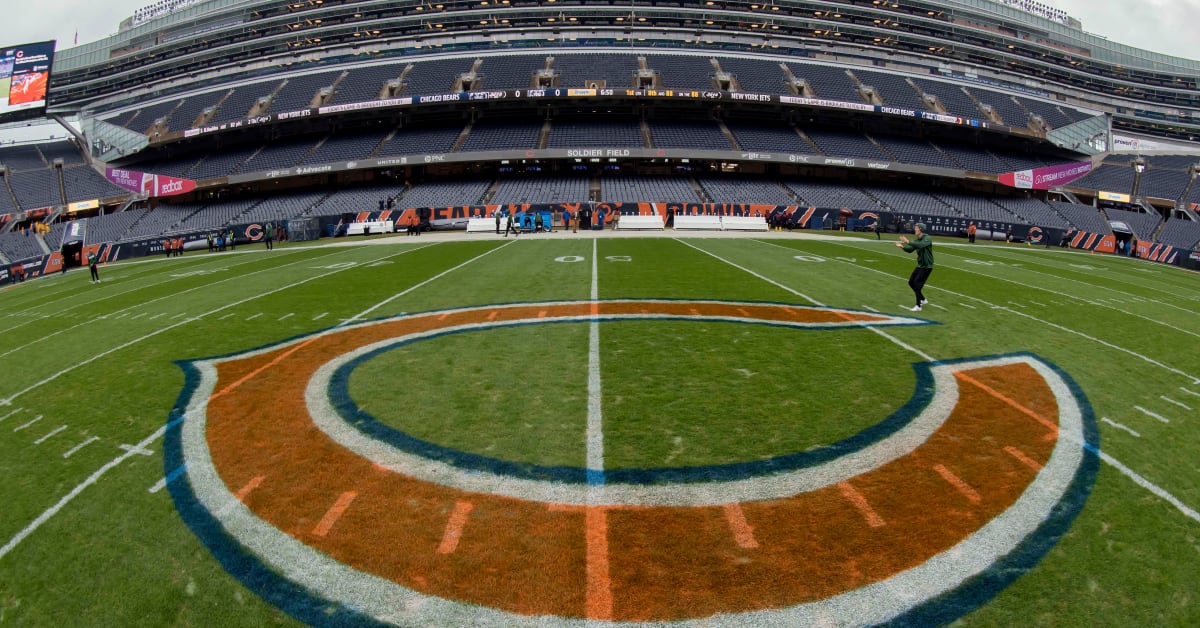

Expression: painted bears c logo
xmin=166 ymin=300 xmax=1098 ymax=626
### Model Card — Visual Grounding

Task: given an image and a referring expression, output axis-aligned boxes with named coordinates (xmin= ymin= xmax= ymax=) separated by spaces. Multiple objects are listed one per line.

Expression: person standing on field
xmin=88 ymin=250 xmax=100 ymax=284
xmin=896 ymin=222 xmax=933 ymax=312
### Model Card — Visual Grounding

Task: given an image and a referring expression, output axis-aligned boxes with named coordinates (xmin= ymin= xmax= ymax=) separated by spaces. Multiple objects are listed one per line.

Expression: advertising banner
xmin=998 ymin=161 xmax=1093 ymax=190
xmin=104 ymin=168 xmax=197 ymax=197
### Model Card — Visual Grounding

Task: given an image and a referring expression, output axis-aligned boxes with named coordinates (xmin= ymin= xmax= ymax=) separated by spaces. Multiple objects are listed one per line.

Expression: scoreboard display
xmin=0 ymin=40 xmax=55 ymax=124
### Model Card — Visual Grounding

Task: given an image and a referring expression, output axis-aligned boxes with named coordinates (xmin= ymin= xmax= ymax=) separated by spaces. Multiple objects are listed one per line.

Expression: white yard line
xmin=741 ymin=239 xmax=1200 ymax=527
xmin=0 ymin=242 xmax=464 ymax=562
xmin=0 ymin=416 xmax=183 ymax=561
xmin=0 ymin=247 xmax=417 ymax=407
xmin=587 ymin=238 xmax=605 ymax=486
xmin=813 ymin=240 xmax=1200 ymax=386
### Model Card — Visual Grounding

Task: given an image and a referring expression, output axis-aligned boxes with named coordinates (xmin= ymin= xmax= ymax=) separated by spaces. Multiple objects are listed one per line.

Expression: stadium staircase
xmin=537 ymin=120 xmax=552 ymax=150
xmin=717 ymin=120 xmax=739 ymax=151
xmin=314 ymin=72 xmax=349 ymax=108
xmin=865 ymin=134 xmax=897 ymax=161
xmin=0 ymin=172 xmax=20 ymax=220
xmin=639 ymin=121 xmax=653 ymax=148
xmin=779 ymin=64 xmax=814 ymax=98
xmin=367 ymin=127 xmax=399 ymax=158
xmin=33 ymin=232 xmax=51 ymax=255
xmin=846 ymin=71 xmax=883 ymax=106
xmin=961 ymin=88 xmax=1003 ymax=125
xmin=794 ymin=128 xmax=823 ymax=154
xmin=249 ymin=80 xmax=289 ymax=118
xmin=1150 ymin=219 xmax=1169 ymax=242
xmin=195 ymin=90 xmax=234 ymax=129
xmin=690 ymin=178 xmax=711 ymax=203
xmin=148 ymin=101 xmax=183 ymax=137
xmin=451 ymin=123 xmax=473 ymax=152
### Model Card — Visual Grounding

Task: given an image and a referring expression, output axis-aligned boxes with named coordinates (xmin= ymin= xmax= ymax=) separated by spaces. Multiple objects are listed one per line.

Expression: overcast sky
xmin=9 ymin=0 xmax=1200 ymax=60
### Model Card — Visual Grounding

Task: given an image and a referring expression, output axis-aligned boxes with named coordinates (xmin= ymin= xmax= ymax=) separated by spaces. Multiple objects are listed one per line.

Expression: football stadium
xmin=0 ymin=0 xmax=1198 ymax=625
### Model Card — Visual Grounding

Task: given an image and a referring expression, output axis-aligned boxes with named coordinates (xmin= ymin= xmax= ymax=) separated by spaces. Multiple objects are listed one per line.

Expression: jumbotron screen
xmin=0 ymin=41 xmax=55 ymax=124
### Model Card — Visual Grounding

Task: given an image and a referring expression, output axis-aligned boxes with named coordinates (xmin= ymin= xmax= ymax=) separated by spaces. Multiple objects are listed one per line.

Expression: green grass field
xmin=0 ymin=230 xmax=1197 ymax=626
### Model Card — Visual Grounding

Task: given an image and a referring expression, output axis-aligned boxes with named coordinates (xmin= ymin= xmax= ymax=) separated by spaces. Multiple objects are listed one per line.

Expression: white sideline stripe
xmin=1101 ymin=417 xmax=1140 ymax=438
xmin=1030 ymin=300 xmax=1048 ymax=307
xmin=131 ymin=313 xmax=146 ymax=320
xmin=1181 ymin=387 xmax=1200 ymax=398
xmin=862 ymin=305 xmax=880 ymax=313
xmin=1160 ymin=396 xmax=1192 ymax=411
xmin=33 ymin=425 xmax=67 ymax=445
xmin=218 ymin=313 xmax=236 ymax=320
xmin=13 ymin=415 xmax=43 ymax=432
xmin=0 ymin=417 xmax=183 ymax=561
xmin=278 ymin=313 xmax=294 ymax=321
xmin=0 ymin=247 xmax=416 ymax=407
xmin=1007 ymin=301 xmax=1026 ymax=308
xmin=1134 ymin=405 xmax=1171 ymax=424
xmin=245 ymin=313 xmax=263 ymax=321
xmin=313 ymin=312 xmax=328 ymax=320
xmin=149 ymin=313 xmax=166 ymax=320
xmin=959 ymin=303 xmax=976 ymax=309
xmin=0 ymin=408 xmax=22 ymax=422
xmin=928 ymin=303 xmax=948 ymax=311
xmin=587 ymin=238 xmax=604 ymax=484
xmin=62 ymin=436 xmax=99 ymax=458
xmin=171 ymin=313 xmax=187 ymax=319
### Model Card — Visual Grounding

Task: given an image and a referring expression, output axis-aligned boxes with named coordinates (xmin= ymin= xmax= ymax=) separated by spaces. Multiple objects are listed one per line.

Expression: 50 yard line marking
xmin=585 ymin=237 xmax=613 ymax=621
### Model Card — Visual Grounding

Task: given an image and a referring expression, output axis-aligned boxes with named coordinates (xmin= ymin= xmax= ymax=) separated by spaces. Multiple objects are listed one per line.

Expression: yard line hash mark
xmin=62 ymin=436 xmax=100 ymax=458
xmin=33 ymin=425 xmax=67 ymax=445
xmin=1160 ymin=396 xmax=1192 ymax=411
xmin=1101 ymin=418 xmax=1141 ymax=438
xmin=13 ymin=415 xmax=43 ymax=432
xmin=1134 ymin=405 xmax=1171 ymax=424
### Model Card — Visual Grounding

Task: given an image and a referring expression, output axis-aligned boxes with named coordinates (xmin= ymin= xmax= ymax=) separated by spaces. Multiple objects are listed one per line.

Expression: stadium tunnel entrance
xmin=60 ymin=240 xmax=83 ymax=271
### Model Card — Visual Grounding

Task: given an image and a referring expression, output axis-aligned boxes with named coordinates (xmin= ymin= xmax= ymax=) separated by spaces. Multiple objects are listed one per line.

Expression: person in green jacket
xmin=896 ymin=222 xmax=934 ymax=312
xmin=87 ymin=251 xmax=100 ymax=284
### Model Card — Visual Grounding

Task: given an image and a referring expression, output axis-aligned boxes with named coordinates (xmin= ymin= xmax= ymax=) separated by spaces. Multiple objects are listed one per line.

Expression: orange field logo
xmin=166 ymin=300 xmax=1098 ymax=625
